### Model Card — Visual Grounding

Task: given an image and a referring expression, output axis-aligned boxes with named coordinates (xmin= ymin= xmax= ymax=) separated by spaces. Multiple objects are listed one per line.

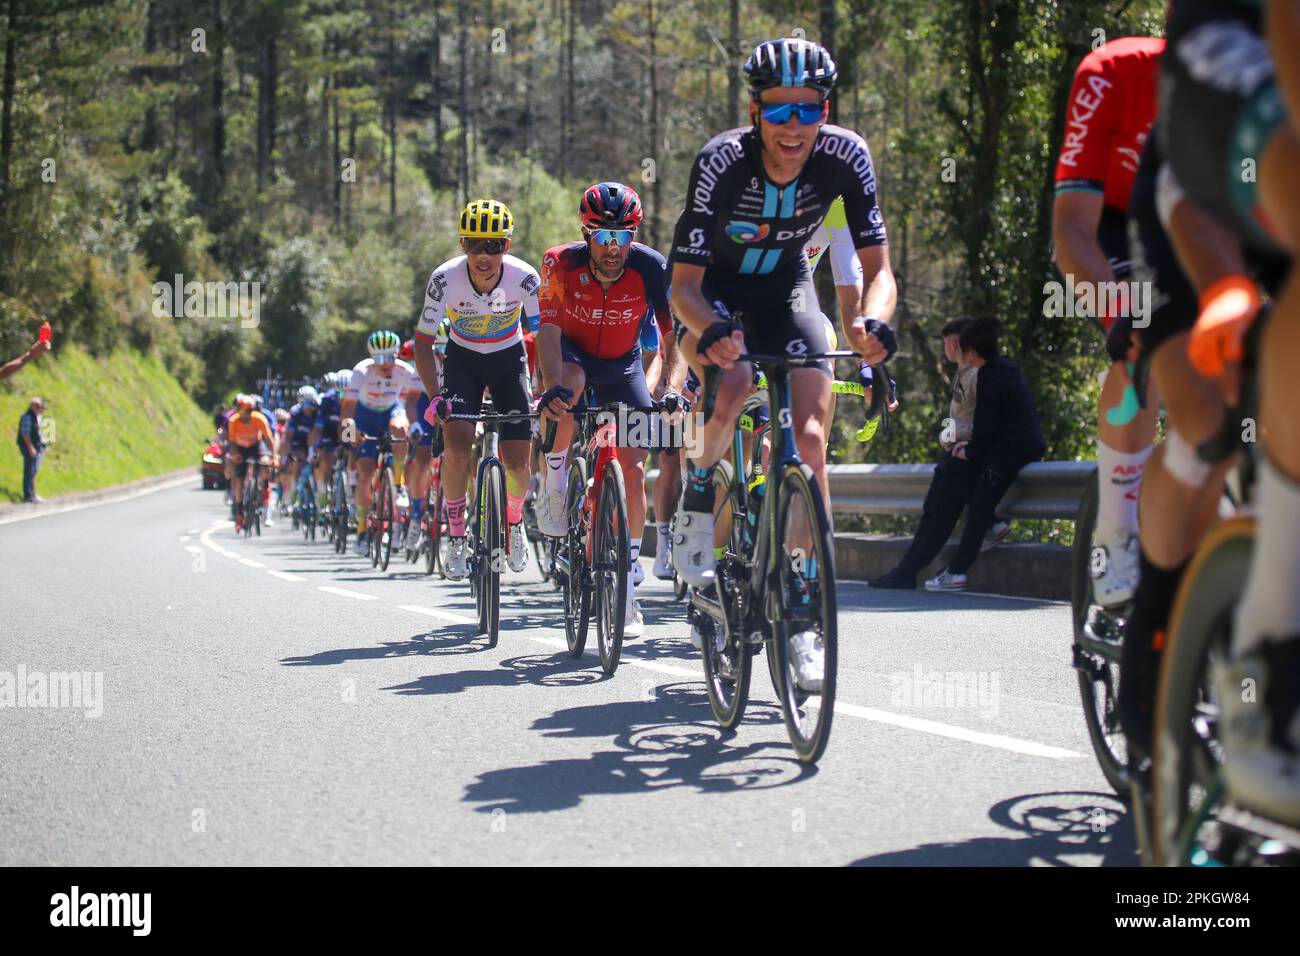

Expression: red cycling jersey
xmin=538 ymin=241 xmax=671 ymax=359
xmin=1054 ymin=36 xmax=1164 ymax=213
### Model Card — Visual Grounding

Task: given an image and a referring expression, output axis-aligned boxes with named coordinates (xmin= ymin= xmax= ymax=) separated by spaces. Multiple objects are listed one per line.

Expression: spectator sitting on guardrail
xmin=870 ymin=316 xmax=1045 ymax=591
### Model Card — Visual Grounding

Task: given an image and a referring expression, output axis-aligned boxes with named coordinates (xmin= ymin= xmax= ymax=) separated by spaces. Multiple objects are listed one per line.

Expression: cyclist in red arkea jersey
xmin=535 ymin=182 xmax=685 ymax=637
xmin=1051 ymin=36 xmax=1163 ymax=611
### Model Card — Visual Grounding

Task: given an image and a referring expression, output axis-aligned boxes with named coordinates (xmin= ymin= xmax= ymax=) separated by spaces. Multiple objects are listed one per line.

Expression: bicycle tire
xmin=377 ymin=468 xmax=396 ymax=571
xmin=477 ymin=459 xmax=505 ymax=647
xmin=1152 ymin=516 xmax=1253 ymax=866
xmin=562 ymin=458 xmax=591 ymax=657
xmin=700 ymin=459 xmax=752 ymax=730
xmin=1070 ymin=469 xmax=1130 ymax=794
xmin=594 ymin=458 xmax=628 ymax=675
xmin=769 ymin=461 xmax=837 ymax=764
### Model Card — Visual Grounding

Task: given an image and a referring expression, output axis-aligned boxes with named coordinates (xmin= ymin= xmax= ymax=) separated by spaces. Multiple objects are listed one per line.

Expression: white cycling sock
xmin=1096 ymin=440 xmax=1152 ymax=540
xmin=1234 ymin=457 xmax=1300 ymax=655
xmin=630 ymin=537 xmax=642 ymax=562
xmin=545 ymin=453 xmax=568 ymax=494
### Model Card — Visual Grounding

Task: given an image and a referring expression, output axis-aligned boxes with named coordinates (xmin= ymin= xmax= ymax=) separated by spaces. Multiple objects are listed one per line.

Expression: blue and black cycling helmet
xmin=744 ymin=37 xmax=837 ymax=99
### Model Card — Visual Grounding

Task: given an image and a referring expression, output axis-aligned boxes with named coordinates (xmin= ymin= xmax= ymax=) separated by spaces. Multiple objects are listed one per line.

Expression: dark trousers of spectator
xmin=19 ymin=446 xmax=41 ymax=501
xmin=893 ymin=454 xmax=1024 ymax=580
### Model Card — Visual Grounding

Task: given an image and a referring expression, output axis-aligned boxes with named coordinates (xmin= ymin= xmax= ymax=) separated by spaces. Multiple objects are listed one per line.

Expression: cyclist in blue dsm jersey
xmin=668 ymin=36 xmax=899 ymax=592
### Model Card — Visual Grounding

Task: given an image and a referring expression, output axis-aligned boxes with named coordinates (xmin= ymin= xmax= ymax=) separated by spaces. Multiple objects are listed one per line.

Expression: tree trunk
xmin=457 ymin=0 xmax=469 ymax=203
xmin=346 ymin=110 xmax=356 ymax=233
xmin=210 ymin=0 xmax=225 ymax=199
xmin=728 ymin=0 xmax=739 ymax=127
xmin=387 ymin=6 xmax=396 ymax=220
xmin=432 ymin=2 xmax=442 ymax=182
xmin=0 ymin=0 xmax=17 ymax=264
xmin=820 ymin=0 xmax=837 ymax=125
xmin=333 ymin=78 xmax=341 ymax=227
xmin=647 ymin=0 xmax=660 ymax=247
xmin=142 ymin=1 xmax=160 ymax=153
xmin=564 ymin=0 xmax=575 ymax=160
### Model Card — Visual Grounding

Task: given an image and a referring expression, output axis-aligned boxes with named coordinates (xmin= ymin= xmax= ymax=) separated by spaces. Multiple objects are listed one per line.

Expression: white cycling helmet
xmin=336 ymin=369 xmax=352 ymax=389
xmin=322 ymin=371 xmax=339 ymax=390
xmin=298 ymin=385 xmax=319 ymax=406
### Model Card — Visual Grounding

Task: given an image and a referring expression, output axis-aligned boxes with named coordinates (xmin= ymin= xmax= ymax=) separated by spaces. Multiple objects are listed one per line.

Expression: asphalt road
xmin=0 ymin=481 xmax=1137 ymax=865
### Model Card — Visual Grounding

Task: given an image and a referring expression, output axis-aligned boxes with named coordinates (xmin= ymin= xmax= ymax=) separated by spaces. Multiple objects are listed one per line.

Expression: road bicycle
xmin=689 ymin=350 xmax=884 ymax=764
xmin=547 ymin=393 xmax=680 ymax=675
xmin=444 ymin=405 xmax=539 ymax=647
xmin=356 ymin=431 xmax=399 ymax=572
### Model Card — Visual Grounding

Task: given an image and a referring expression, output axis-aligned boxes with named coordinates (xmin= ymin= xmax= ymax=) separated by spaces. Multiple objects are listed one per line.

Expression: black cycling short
xmin=1128 ymin=134 xmax=1200 ymax=354
xmin=229 ymin=442 xmax=269 ymax=464
xmin=1090 ymin=205 xmax=1138 ymax=361
xmin=1160 ymin=0 xmax=1290 ymax=263
xmin=691 ymin=261 xmax=835 ymax=376
xmin=560 ymin=337 xmax=654 ymax=410
xmin=441 ymin=339 xmax=533 ymax=441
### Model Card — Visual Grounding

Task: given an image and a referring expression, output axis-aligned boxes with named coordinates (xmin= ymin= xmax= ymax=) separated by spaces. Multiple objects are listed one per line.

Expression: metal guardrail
xmin=646 ymin=461 xmax=1095 ymax=521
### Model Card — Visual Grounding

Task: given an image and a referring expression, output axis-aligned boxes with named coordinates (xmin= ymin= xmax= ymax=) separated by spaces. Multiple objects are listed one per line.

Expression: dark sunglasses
xmin=461 ymin=237 xmax=509 ymax=255
xmin=760 ymin=101 xmax=824 ymax=126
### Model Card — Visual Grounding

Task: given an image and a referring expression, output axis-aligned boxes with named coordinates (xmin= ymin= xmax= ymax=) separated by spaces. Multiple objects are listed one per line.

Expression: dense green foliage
xmin=0 ymin=0 xmax=1164 ymax=463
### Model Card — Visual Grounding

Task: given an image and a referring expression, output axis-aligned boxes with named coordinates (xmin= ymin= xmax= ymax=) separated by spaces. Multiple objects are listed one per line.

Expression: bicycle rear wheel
xmin=476 ymin=459 xmax=505 ymax=647
xmin=701 ymin=459 xmax=752 ymax=730
xmin=594 ymin=459 xmax=628 ymax=675
xmin=562 ymin=458 xmax=591 ymax=657
xmin=769 ymin=462 xmax=837 ymax=764
xmin=333 ymin=472 xmax=349 ymax=554
xmin=1153 ymin=516 xmax=1252 ymax=866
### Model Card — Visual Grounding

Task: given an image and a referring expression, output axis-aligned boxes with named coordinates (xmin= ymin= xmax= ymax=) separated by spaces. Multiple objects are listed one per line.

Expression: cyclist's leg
xmin=542 ymin=337 xmax=589 ymax=493
xmin=486 ymin=338 xmax=535 ymax=527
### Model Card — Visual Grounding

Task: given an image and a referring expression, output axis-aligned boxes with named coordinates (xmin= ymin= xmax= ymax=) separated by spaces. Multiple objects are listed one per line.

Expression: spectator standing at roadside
xmin=870 ymin=316 xmax=1045 ymax=590
xmin=16 ymin=397 xmax=47 ymax=503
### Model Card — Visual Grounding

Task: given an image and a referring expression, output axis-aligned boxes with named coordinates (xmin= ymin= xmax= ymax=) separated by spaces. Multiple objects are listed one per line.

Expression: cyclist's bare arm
xmin=1052 ymin=191 xmax=1116 ymax=286
xmin=660 ymin=324 xmax=685 ymax=395
xmin=670 ymin=262 xmax=743 ymax=367
xmin=842 ymin=245 xmax=897 ymax=361
xmin=413 ymin=337 xmax=440 ymax=398
xmin=536 ymin=324 xmax=564 ymax=392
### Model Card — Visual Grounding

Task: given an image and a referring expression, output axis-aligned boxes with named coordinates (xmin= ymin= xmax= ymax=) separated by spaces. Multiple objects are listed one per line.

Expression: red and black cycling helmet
xmin=399 ymin=338 xmax=415 ymax=361
xmin=579 ymin=182 xmax=644 ymax=231
xmin=744 ymin=37 xmax=838 ymax=99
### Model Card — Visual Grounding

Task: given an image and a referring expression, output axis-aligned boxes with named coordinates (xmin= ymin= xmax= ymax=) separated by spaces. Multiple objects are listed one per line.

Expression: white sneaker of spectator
xmin=924 ymin=568 xmax=968 ymax=591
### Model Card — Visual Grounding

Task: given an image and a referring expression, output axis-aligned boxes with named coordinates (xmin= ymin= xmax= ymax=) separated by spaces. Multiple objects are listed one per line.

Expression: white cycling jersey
xmin=347 ymin=358 xmax=422 ymax=413
xmin=802 ymin=196 xmax=863 ymax=287
xmin=416 ymin=254 xmax=541 ymax=355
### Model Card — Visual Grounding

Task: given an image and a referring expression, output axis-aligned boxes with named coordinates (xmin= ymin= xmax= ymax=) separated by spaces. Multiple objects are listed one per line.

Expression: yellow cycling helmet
xmin=458 ymin=199 xmax=514 ymax=239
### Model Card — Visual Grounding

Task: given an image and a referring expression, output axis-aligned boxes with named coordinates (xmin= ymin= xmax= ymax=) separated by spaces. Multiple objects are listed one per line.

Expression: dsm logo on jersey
xmin=724 ymin=221 xmax=770 ymax=244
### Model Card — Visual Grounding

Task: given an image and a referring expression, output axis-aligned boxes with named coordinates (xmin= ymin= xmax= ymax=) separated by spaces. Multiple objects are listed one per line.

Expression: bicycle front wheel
xmin=477 ymin=459 xmax=505 ymax=648
xmin=594 ymin=459 xmax=628 ymax=675
xmin=701 ymin=459 xmax=752 ymax=729
xmin=562 ymin=458 xmax=591 ymax=657
xmin=426 ymin=484 xmax=442 ymax=576
xmin=1152 ymin=516 xmax=1252 ymax=866
xmin=769 ymin=462 xmax=837 ymax=764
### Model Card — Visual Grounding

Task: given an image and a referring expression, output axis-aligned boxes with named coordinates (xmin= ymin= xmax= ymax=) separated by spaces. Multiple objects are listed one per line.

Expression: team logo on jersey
xmin=579 ymin=272 xmax=590 ymax=285
xmin=725 ymin=221 xmax=771 ymax=244
xmin=805 ymin=244 xmax=823 ymax=260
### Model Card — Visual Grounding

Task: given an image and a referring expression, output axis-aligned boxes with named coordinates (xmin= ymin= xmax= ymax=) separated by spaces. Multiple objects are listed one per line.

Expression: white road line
xmin=184 ymin=545 xmax=202 ymax=555
xmin=198 ymin=519 xmax=237 ymax=558
xmin=399 ymin=605 xmax=477 ymax=624
xmin=239 ymin=558 xmax=266 ymax=568
xmin=0 ymin=472 xmax=197 ymax=526
xmin=528 ymin=636 xmax=1078 ymax=758
xmin=826 ymin=701 xmax=1082 ymax=758
xmin=319 ymin=586 xmax=379 ymax=601
xmin=179 ymin=535 xmax=191 ymax=542
xmin=267 ymin=570 xmax=305 ymax=583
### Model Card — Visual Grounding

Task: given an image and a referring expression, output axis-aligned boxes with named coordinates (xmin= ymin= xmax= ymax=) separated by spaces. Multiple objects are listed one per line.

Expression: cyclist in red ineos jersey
xmin=1052 ymin=36 xmax=1164 ymax=608
xmin=535 ymin=182 xmax=685 ymax=638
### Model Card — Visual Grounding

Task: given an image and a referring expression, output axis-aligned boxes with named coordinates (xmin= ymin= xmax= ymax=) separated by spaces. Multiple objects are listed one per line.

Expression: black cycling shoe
xmin=868 ymin=569 xmax=917 ymax=590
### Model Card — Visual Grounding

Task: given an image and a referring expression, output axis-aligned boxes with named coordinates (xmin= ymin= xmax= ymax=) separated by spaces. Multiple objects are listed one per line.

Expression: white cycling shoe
xmin=537 ymin=490 xmax=568 ymax=538
xmin=672 ymin=509 xmax=715 ymax=588
xmin=507 ymin=523 xmax=528 ymax=573
xmin=1214 ymin=638 xmax=1300 ymax=827
xmin=1092 ymin=529 xmax=1140 ymax=607
xmin=446 ymin=537 xmax=469 ymax=581
xmin=632 ymin=559 xmax=644 ymax=587
xmin=652 ymin=541 xmax=674 ymax=580
xmin=790 ymin=630 xmax=826 ymax=694
xmin=624 ymin=598 xmax=644 ymax=639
